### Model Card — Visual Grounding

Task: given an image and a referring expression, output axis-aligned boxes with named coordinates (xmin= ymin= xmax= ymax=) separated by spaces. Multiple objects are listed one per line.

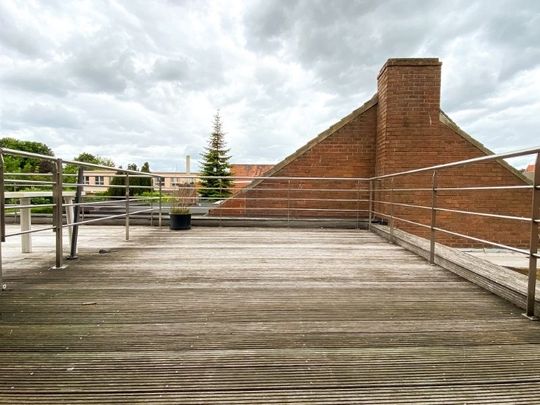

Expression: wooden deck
xmin=1 ymin=226 xmax=540 ymax=403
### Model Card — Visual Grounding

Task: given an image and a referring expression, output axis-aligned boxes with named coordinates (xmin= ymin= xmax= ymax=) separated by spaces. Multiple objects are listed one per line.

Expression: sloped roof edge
xmin=259 ymin=93 xmax=378 ymax=180
xmin=439 ymin=111 xmax=531 ymax=184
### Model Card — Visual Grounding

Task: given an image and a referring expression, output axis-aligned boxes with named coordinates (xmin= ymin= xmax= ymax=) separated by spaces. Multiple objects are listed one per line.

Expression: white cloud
xmin=0 ymin=0 xmax=538 ymax=171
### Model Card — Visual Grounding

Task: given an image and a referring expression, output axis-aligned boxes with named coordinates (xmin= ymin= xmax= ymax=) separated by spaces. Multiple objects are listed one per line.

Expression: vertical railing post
xmin=158 ymin=177 xmax=162 ymax=229
xmin=368 ymin=180 xmax=373 ymax=231
xmin=430 ymin=171 xmax=438 ymax=264
xmin=355 ymin=180 xmax=360 ymax=229
xmin=68 ymin=167 xmax=84 ymax=260
xmin=287 ymin=179 xmax=291 ymax=227
xmin=525 ymin=153 xmax=540 ymax=319
xmin=219 ymin=177 xmax=222 ymax=227
xmin=390 ymin=178 xmax=395 ymax=242
xmin=0 ymin=151 xmax=5 ymax=290
xmin=51 ymin=158 xmax=66 ymax=270
xmin=125 ymin=173 xmax=130 ymax=241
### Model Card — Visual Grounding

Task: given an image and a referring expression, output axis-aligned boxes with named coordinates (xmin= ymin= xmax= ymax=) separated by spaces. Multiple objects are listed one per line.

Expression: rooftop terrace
xmin=1 ymin=225 xmax=540 ymax=403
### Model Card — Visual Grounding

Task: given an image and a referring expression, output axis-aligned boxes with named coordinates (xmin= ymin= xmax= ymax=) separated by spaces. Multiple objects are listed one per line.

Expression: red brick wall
xmin=213 ymin=105 xmax=377 ymax=218
xmin=212 ymin=57 xmax=531 ymax=248
xmin=373 ymin=59 xmax=530 ymax=247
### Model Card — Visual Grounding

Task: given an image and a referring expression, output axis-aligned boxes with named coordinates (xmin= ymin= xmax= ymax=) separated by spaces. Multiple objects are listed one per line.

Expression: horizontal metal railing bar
xmin=61 ymin=183 xmax=155 ymax=189
xmin=432 ymin=226 xmax=532 ymax=256
xmin=0 ymin=147 xmax=162 ymax=178
xmin=3 ymin=184 xmax=52 ymax=189
xmin=374 ymin=187 xmax=432 ymax=192
xmin=71 ymin=197 xmax=160 ymax=207
xmin=435 ymin=185 xmax=534 ymax=191
xmin=74 ymin=173 xmax=157 ymax=178
xmin=79 ymin=195 xmax=136 ymax=199
xmin=5 ymin=203 xmax=56 ymax=209
xmin=4 ymin=172 xmax=53 ymax=176
xmin=4 ymin=179 xmax=56 ymax=185
xmin=59 ymin=183 xmax=156 ymax=190
xmin=193 ymin=175 xmax=370 ymax=181
xmin=371 ymin=210 xmax=431 ymax=229
xmin=211 ymin=206 xmax=368 ymax=213
xmin=373 ymin=145 xmax=540 ymax=180
xmin=372 ymin=200 xmax=531 ymax=222
xmin=0 ymin=147 xmax=59 ymax=162
xmin=373 ymin=185 xmax=534 ymax=192
xmin=237 ymin=187 xmax=370 ymax=193
xmin=372 ymin=200 xmax=433 ymax=211
xmin=208 ymin=196 xmax=370 ymax=203
xmin=4 ymin=226 xmax=57 ymax=238
xmin=64 ymin=208 xmax=157 ymax=227
xmin=189 ymin=194 xmax=369 ymax=201
xmin=434 ymin=207 xmax=531 ymax=222
xmin=65 ymin=213 xmax=130 ymax=227
xmin=61 ymin=160 xmax=160 ymax=178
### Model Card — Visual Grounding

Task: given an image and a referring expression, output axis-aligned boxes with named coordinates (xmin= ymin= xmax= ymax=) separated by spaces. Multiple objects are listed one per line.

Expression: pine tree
xmin=199 ymin=111 xmax=233 ymax=199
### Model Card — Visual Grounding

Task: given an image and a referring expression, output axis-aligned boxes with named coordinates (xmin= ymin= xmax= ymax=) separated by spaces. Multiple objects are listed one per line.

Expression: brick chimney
xmin=375 ymin=58 xmax=442 ymax=175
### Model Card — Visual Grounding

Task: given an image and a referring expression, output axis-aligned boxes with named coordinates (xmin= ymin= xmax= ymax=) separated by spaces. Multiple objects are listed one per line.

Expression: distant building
xmin=230 ymin=164 xmax=274 ymax=191
xmin=522 ymin=164 xmax=536 ymax=181
xmin=81 ymin=158 xmax=273 ymax=194
xmin=81 ymin=169 xmax=196 ymax=194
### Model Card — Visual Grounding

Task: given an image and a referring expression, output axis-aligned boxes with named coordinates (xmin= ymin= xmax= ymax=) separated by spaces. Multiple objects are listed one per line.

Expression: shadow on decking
xmin=1 ymin=226 xmax=540 ymax=403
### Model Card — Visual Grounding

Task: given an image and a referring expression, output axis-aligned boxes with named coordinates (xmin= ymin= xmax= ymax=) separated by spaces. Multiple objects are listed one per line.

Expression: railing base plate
xmin=521 ymin=313 xmax=539 ymax=321
xmin=49 ymin=265 xmax=68 ymax=270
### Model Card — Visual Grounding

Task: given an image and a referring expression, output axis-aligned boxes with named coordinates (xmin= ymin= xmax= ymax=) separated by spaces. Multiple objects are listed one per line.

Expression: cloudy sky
xmin=0 ymin=0 xmax=539 ymax=171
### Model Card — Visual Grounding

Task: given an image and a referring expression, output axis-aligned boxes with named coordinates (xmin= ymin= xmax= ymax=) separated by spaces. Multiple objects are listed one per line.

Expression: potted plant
xmin=169 ymin=182 xmax=196 ymax=230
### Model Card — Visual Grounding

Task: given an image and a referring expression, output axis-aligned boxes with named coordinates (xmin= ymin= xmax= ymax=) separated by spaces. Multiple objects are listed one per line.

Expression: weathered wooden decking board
xmin=1 ymin=225 xmax=540 ymax=403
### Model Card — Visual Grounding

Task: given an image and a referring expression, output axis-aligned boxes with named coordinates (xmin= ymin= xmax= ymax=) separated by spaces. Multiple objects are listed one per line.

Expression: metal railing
xmin=367 ymin=146 xmax=540 ymax=319
xmin=1 ymin=145 xmax=538 ymax=318
xmin=0 ymin=147 xmax=164 ymax=286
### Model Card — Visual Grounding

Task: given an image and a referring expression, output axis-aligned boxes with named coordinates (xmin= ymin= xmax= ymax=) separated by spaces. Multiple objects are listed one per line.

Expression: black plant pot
xmin=169 ymin=213 xmax=191 ymax=230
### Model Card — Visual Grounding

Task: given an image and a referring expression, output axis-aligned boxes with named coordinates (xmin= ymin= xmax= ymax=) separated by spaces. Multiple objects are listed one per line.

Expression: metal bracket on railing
xmin=524 ymin=153 xmax=540 ymax=320
xmin=51 ymin=158 xmax=66 ymax=270
xmin=429 ymin=171 xmax=438 ymax=264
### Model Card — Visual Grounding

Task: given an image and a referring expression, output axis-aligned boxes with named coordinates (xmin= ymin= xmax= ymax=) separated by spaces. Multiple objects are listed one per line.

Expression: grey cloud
xmin=153 ymin=57 xmax=191 ymax=81
xmin=0 ymin=0 xmax=538 ymax=171
xmin=17 ymin=103 xmax=82 ymax=129
xmin=151 ymin=50 xmax=225 ymax=91
xmin=0 ymin=3 xmax=47 ymax=57
xmin=1 ymin=66 xmax=72 ymax=97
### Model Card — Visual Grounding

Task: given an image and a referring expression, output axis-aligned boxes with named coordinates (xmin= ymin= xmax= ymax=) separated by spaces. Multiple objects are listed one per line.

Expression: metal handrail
xmin=371 ymin=145 xmax=540 ymax=180
xmin=1 ymin=144 xmax=539 ymax=320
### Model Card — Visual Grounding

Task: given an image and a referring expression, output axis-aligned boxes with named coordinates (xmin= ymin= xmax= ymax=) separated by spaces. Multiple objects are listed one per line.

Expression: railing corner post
xmin=524 ymin=153 xmax=540 ymax=319
xmin=430 ymin=170 xmax=438 ymax=265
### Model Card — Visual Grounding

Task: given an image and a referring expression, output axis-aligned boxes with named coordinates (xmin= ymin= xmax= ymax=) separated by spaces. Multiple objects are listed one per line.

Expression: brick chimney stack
xmin=375 ymin=58 xmax=442 ymax=175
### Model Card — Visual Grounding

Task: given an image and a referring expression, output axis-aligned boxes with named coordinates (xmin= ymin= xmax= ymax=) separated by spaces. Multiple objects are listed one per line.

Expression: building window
xmin=95 ymin=176 xmax=104 ymax=186
xmin=84 ymin=176 xmax=90 ymax=185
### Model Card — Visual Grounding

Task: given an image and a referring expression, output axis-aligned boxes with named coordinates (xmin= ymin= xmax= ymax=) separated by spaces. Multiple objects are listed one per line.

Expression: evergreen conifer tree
xmin=199 ymin=111 xmax=233 ymax=199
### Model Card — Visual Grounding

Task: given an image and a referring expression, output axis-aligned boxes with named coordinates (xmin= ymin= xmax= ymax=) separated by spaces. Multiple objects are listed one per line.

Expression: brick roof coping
xmin=377 ymin=58 xmax=441 ymax=79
